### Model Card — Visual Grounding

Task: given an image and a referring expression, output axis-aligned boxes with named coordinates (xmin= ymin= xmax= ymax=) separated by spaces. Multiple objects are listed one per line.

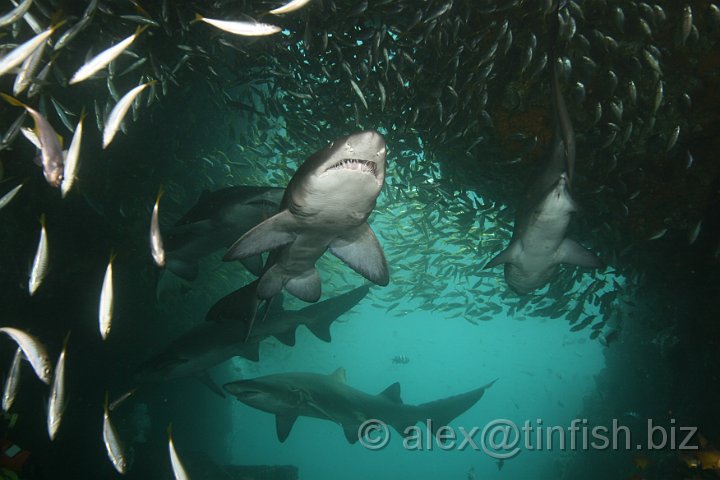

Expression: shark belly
xmin=506 ymin=207 xmax=572 ymax=293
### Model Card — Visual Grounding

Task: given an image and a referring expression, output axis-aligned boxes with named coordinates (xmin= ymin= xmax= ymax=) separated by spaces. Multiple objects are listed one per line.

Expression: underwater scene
xmin=0 ymin=0 xmax=719 ymax=479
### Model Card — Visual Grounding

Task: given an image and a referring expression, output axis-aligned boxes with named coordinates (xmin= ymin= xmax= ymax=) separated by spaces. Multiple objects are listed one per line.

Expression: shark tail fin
xmin=295 ymin=284 xmax=371 ymax=342
xmin=417 ymin=379 xmax=497 ymax=436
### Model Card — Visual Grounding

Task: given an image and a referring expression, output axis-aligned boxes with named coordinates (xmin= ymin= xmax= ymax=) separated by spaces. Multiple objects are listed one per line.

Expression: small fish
xmin=47 ymin=332 xmax=70 ymax=441
xmin=69 ymin=26 xmax=147 ymax=84
xmin=0 ymin=327 xmax=52 ymax=384
xmin=680 ymin=5 xmax=692 ymax=45
xmin=269 ymin=0 xmax=312 ymax=15
xmin=648 ymin=228 xmax=667 ymax=240
xmin=54 ymin=0 xmax=98 ymax=51
xmin=0 ymin=0 xmax=33 ymax=28
xmin=195 ymin=14 xmax=281 ymax=36
xmin=103 ymin=393 xmax=128 ymax=474
xmin=109 ymin=388 xmax=136 ymax=411
xmin=666 ymin=125 xmax=680 ymax=152
xmin=688 ymin=220 xmax=702 ymax=245
xmin=99 ymin=253 xmax=116 ymax=340
xmin=0 ymin=21 xmax=61 ymax=77
xmin=685 ymin=150 xmax=694 ymax=169
xmin=349 ymin=78 xmax=367 ymax=109
xmin=27 ymin=57 xmax=53 ymax=98
xmin=61 ymin=109 xmax=86 ymax=198
xmin=0 ymin=183 xmax=23 ymax=210
xmin=103 ymin=81 xmax=154 ymax=149
xmin=28 ymin=214 xmax=49 ymax=296
xmin=168 ymin=425 xmax=190 ymax=480
xmin=13 ymin=38 xmax=47 ymax=95
xmin=150 ymin=186 xmax=165 ymax=267
xmin=1 ymin=94 xmax=64 ymax=188
xmin=2 ymin=348 xmax=23 ymax=412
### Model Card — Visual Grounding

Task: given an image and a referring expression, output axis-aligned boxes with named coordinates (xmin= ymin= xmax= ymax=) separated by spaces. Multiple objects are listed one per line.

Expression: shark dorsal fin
xmin=330 ymin=367 xmax=346 ymax=383
xmin=379 ymin=382 xmax=403 ymax=404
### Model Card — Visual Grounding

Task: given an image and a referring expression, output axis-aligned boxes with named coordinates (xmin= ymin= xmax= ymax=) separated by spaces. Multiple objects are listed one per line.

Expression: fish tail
xmin=50 ymin=13 xmax=68 ymax=31
xmin=135 ymin=24 xmax=150 ymax=37
xmin=1 ymin=93 xmax=27 ymax=109
xmin=39 ymin=213 xmax=46 ymax=227
xmin=62 ymin=331 xmax=71 ymax=350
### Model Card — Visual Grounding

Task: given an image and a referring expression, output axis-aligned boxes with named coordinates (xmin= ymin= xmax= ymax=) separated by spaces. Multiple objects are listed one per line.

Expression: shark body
xmin=485 ymin=27 xmax=600 ymax=293
xmin=134 ymin=283 xmax=370 ymax=392
xmin=224 ymin=131 xmax=389 ymax=302
xmin=224 ymin=368 xmax=496 ymax=443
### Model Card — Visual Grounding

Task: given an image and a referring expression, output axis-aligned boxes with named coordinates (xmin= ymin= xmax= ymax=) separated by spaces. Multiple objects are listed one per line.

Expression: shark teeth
xmin=326 ymin=158 xmax=377 ymax=176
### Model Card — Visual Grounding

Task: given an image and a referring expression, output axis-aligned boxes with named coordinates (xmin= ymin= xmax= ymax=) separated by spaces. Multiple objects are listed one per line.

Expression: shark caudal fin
xmin=417 ymin=379 xmax=497 ymax=436
xmin=293 ymin=284 xmax=371 ymax=342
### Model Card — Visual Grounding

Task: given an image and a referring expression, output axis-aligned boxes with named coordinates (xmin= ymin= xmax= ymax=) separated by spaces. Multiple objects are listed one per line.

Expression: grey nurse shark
xmin=223 ymin=130 xmax=389 ymax=303
xmin=485 ymin=49 xmax=601 ymax=293
xmin=224 ymin=368 xmax=497 ymax=443
xmin=163 ymin=186 xmax=284 ymax=280
xmin=134 ymin=281 xmax=371 ymax=396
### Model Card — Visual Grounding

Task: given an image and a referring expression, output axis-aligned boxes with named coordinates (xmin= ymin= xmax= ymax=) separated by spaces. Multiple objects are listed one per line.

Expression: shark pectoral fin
xmin=273 ymin=328 xmax=297 ymax=346
xmin=557 ymin=238 xmax=601 ymax=268
xmin=236 ymin=341 xmax=260 ymax=362
xmin=285 ymin=269 xmax=321 ymax=302
xmin=484 ymin=243 xmax=518 ymax=269
xmin=165 ymin=257 xmax=200 ymax=281
xmin=329 ymin=224 xmax=389 ymax=286
xmin=343 ymin=424 xmax=361 ymax=444
xmin=223 ymin=210 xmax=296 ymax=261
xmin=257 ymin=264 xmax=285 ymax=300
xmin=239 ymin=255 xmax=264 ymax=276
xmin=196 ymin=371 xmax=226 ymax=399
xmin=378 ymin=382 xmax=403 ymax=403
xmin=295 ymin=284 xmax=370 ymax=342
xmin=276 ymin=415 xmax=298 ymax=442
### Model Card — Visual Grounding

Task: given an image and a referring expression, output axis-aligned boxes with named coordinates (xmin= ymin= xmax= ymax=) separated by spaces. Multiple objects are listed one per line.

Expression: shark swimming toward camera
xmin=224 ymin=368 xmax=496 ymax=443
xmin=223 ymin=130 xmax=389 ymax=303
xmin=163 ymin=186 xmax=284 ymax=280
xmin=484 ymin=11 xmax=600 ymax=293
xmin=134 ymin=281 xmax=371 ymax=396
